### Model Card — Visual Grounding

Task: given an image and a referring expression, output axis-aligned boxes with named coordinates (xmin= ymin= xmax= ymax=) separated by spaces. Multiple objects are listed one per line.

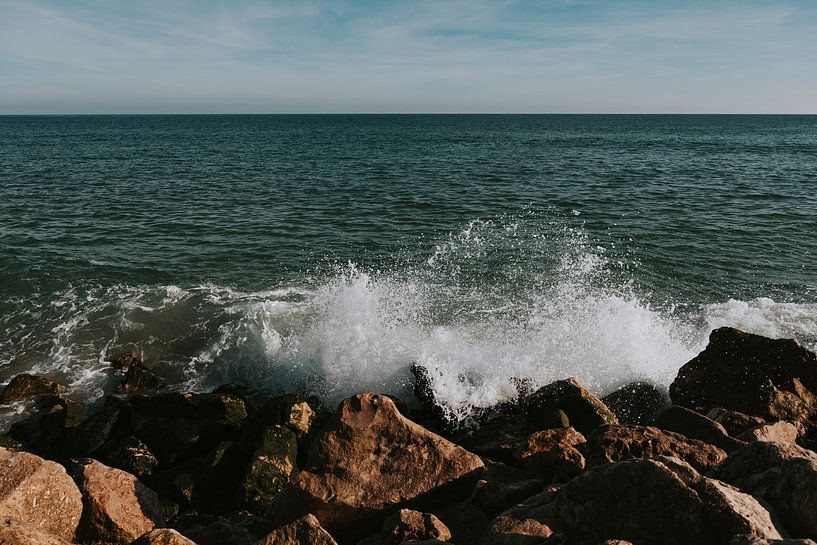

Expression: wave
xmin=1 ymin=213 xmax=815 ymax=424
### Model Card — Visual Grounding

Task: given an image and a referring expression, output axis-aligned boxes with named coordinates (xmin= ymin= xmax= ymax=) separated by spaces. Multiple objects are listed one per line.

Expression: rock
xmin=730 ymin=537 xmax=817 ymax=545
xmin=467 ymin=462 xmax=543 ymax=518
xmin=254 ymin=395 xmax=315 ymax=437
xmin=707 ymin=408 xmax=768 ymax=437
xmin=523 ymin=378 xmax=617 ymax=435
xmin=0 ymin=447 xmax=82 ymax=541
xmin=179 ymin=514 xmax=275 ymax=545
xmin=0 ymin=435 xmax=23 ymax=450
xmin=601 ymin=382 xmax=666 ymax=425
xmin=452 ymin=415 xmax=533 ymax=465
xmin=7 ymin=396 xmax=86 ymax=459
xmin=73 ymin=459 xmax=162 ymax=544
xmin=546 ymin=456 xmax=783 ymax=545
xmin=98 ymin=436 xmax=160 ymax=479
xmin=118 ymin=365 xmax=164 ymax=395
xmin=64 ymin=403 xmax=131 ymax=458
xmin=274 ymin=393 xmax=484 ymax=542
xmin=239 ymin=425 xmax=298 ymax=513
xmin=0 ymin=374 xmax=66 ymax=404
xmin=130 ymin=392 xmax=247 ymax=465
xmin=433 ymin=503 xmax=488 ymax=545
xmin=131 ymin=528 xmax=199 ymax=545
xmin=254 ymin=515 xmax=337 ymax=545
xmin=359 ymin=509 xmax=451 ymax=545
xmin=670 ymin=328 xmax=817 ymax=429
xmin=172 ymin=441 xmax=247 ymax=514
xmin=478 ymin=487 xmax=559 ymax=545
xmin=738 ymin=421 xmax=799 ymax=444
xmin=512 ymin=427 xmax=586 ymax=482
xmin=715 ymin=441 xmax=817 ymax=539
xmin=586 ymin=424 xmax=727 ymax=472
xmin=111 ymin=353 xmax=144 ymax=371
xmin=653 ymin=406 xmax=746 ymax=452
xmin=0 ymin=519 xmax=75 ymax=545
xmin=600 ymin=541 xmax=634 ymax=545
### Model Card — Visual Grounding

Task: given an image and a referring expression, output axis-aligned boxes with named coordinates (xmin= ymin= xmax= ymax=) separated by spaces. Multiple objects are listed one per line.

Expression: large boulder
xmin=545 ymin=456 xmax=783 ymax=545
xmin=715 ymin=441 xmax=817 ymax=539
xmin=511 ymin=427 xmax=586 ymax=482
xmin=601 ymin=382 xmax=666 ymax=425
xmin=274 ymin=393 xmax=484 ymax=542
xmin=7 ymin=395 xmax=86 ymax=459
xmin=586 ymin=424 xmax=727 ymax=472
xmin=523 ymin=378 xmax=617 ymax=435
xmin=670 ymin=328 xmax=817 ymax=429
xmin=254 ymin=515 xmax=337 ymax=545
xmin=653 ymin=406 xmax=746 ymax=452
xmin=131 ymin=528 xmax=198 ymax=545
xmin=0 ymin=520 xmax=75 ymax=545
xmin=238 ymin=425 xmax=298 ymax=513
xmin=0 ymin=447 xmax=83 ymax=541
xmin=0 ymin=374 xmax=66 ymax=404
xmin=73 ymin=459 xmax=163 ymax=545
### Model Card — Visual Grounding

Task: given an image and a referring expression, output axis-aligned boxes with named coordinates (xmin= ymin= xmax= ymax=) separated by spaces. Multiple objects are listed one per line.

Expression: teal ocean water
xmin=1 ymin=114 xmax=816 ymax=421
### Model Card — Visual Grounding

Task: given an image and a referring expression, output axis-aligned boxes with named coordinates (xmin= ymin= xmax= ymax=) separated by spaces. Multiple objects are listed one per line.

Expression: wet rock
xmin=467 ymin=462 xmax=543 ymax=518
xmin=131 ymin=392 xmax=247 ymax=465
xmin=118 ymin=365 xmax=165 ymax=395
xmin=653 ymin=405 xmax=746 ymax=452
xmin=706 ymin=408 xmax=768 ymax=437
xmin=0 ymin=435 xmax=23 ymax=450
xmin=586 ymin=424 xmax=727 ymax=472
xmin=730 ymin=537 xmax=817 ymax=545
xmin=601 ymin=382 xmax=666 ymax=425
xmin=7 ymin=395 xmax=86 ymax=459
xmin=737 ymin=421 xmax=799 ymax=444
xmin=179 ymin=514 xmax=275 ymax=545
xmin=433 ymin=502 xmax=489 ymax=545
xmin=523 ymin=378 xmax=617 ymax=435
xmin=73 ymin=459 xmax=162 ymax=545
xmin=0 ymin=519 xmax=75 ymax=545
xmin=64 ymin=403 xmax=131 ymax=458
xmin=98 ymin=436 xmax=160 ymax=479
xmin=478 ymin=487 xmax=559 ymax=545
xmin=274 ymin=393 xmax=484 ymax=542
xmin=715 ymin=441 xmax=817 ymax=539
xmin=131 ymin=528 xmax=199 ymax=545
xmin=0 ymin=374 xmax=66 ymax=404
xmin=111 ymin=353 xmax=144 ymax=371
xmin=254 ymin=514 xmax=337 ymax=545
xmin=239 ymin=425 xmax=298 ymax=513
xmin=0 ymin=447 xmax=83 ymax=541
xmin=512 ymin=427 xmax=586 ymax=482
xmin=546 ymin=456 xmax=783 ymax=545
xmin=670 ymin=328 xmax=817 ymax=429
xmin=359 ymin=509 xmax=451 ymax=545
xmin=452 ymin=415 xmax=533 ymax=465
xmin=172 ymin=441 xmax=247 ymax=515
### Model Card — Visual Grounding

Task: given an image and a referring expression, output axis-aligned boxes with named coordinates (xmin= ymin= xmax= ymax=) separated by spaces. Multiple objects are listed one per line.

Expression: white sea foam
xmin=1 ymin=216 xmax=815 ymax=424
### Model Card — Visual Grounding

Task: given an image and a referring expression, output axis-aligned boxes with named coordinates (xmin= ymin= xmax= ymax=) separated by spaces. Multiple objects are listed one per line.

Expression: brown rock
xmin=602 ymin=382 xmax=666 ymax=425
xmin=715 ymin=441 xmax=817 ymax=539
xmin=653 ymin=405 xmax=746 ymax=452
xmin=738 ymin=421 xmax=799 ymax=444
xmin=254 ymin=515 xmax=337 ymax=545
xmin=670 ymin=328 xmax=817 ymax=429
xmin=730 ymin=537 xmax=817 ymax=545
xmin=117 ymin=365 xmax=164 ymax=395
xmin=275 ymin=393 xmax=484 ymax=542
xmin=546 ymin=456 xmax=783 ymax=545
xmin=131 ymin=528 xmax=198 ymax=545
xmin=523 ymin=378 xmax=617 ymax=435
xmin=512 ymin=427 xmax=586 ymax=482
xmin=478 ymin=487 xmax=559 ymax=545
xmin=74 ymin=459 xmax=162 ymax=545
xmin=179 ymin=514 xmax=275 ymax=545
xmin=586 ymin=424 xmax=727 ymax=472
xmin=359 ymin=509 xmax=451 ymax=545
xmin=0 ymin=447 xmax=82 ymax=541
xmin=707 ymin=408 xmax=767 ymax=437
xmin=0 ymin=519 xmax=75 ymax=545
xmin=0 ymin=374 xmax=66 ymax=404
xmin=433 ymin=503 xmax=488 ymax=545
xmin=239 ymin=425 xmax=298 ymax=513
xmin=452 ymin=415 xmax=533 ymax=465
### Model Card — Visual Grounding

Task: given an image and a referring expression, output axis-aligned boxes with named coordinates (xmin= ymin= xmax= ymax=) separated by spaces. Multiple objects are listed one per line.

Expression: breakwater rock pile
xmin=2 ymin=327 xmax=817 ymax=545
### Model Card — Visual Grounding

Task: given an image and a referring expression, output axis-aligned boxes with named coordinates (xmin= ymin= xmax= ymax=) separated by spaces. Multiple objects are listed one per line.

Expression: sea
xmin=1 ymin=114 xmax=815 ymax=423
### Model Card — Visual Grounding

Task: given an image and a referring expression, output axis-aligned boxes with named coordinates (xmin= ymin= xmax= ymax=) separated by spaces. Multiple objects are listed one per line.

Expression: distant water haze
xmin=0 ymin=115 xmax=815 ymax=424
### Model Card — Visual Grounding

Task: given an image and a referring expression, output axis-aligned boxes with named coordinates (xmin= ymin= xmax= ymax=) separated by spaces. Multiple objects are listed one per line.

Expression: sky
xmin=1 ymin=0 xmax=816 ymax=114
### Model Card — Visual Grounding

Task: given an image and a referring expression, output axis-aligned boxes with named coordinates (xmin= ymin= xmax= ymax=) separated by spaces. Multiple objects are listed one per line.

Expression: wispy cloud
xmin=0 ymin=0 xmax=815 ymax=113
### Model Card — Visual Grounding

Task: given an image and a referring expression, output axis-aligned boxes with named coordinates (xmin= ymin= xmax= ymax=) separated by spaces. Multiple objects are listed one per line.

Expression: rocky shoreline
xmin=1 ymin=326 xmax=817 ymax=545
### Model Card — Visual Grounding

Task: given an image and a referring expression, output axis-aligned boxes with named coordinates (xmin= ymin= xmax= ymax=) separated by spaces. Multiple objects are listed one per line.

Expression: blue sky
xmin=1 ymin=0 xmax=816 ymax=113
